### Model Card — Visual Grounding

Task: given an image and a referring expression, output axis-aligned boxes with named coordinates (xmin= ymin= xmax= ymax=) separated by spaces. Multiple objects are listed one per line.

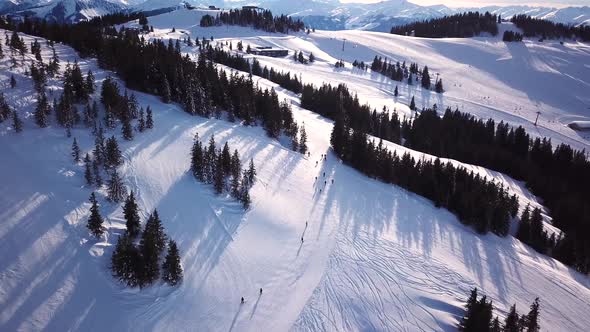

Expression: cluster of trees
xmin=202 ymin=46 xmax=305 ymax=94
xmin=199 ymin=8 xmax=305 ymax=33
xmin=390 ymin=12 xmax=499 ymax=38
xmin=459 ymin=288 xmax=540 ymax=332
xmin=401 ymin=107 xmax=590 ymax=273
xmin=111 ymin=204 xmax=183 ymax=288
xmin=330 ymin=115 xmax=518 ymax=236
xmin=511 ymin=15 xmax=590 ymax=42
xmin=292 ymin=50 xmax=314 ymax=64
xmin=87 ymin=188 xmax=183 ymax=288
xmin=1 ymin=18 xmax=300 ymax=141
xmin=334 ymin=59 xmax=345 ymax=68
xmin=190 ymin=134 xmax=256 ymax=209
xmin=352 ymin=60 xmax=367 ymax=70
xmin=370 ymin=56 xmax=443 ymax=92
xmin=502 ymin=31 xmax=523 ymax=42
xmin=517 ymin=206 xmax=554 ymax=253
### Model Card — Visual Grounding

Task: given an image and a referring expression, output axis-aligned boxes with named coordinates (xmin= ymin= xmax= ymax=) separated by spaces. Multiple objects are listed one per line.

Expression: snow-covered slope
xmin=2 ymin=14 xmax=590 ymax=332
xmin=0 ymin=0 xmax=127 ymax=23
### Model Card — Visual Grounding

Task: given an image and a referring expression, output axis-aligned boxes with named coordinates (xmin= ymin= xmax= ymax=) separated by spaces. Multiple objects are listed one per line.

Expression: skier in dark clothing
xmin=241 ymin=297 xmax=244 ymax=304
xmin=260 ymin=288 xmax=263 ymax=295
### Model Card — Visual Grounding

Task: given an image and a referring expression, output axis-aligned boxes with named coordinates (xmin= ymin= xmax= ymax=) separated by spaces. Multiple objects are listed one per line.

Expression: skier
xmin=332 ymin=179 xmax=334 ymax=184
xmin=323 ymin=172 xmax=325 ymax=177
xmin=241 ymin=297 xmax=244 ymax=304
xmin=301 ymin=236 xmax=304 ymax=243
xmin=260 ymin=288 xmax=263 ymax=295
xmin=305 ymin=221 xmax=308 ymax=227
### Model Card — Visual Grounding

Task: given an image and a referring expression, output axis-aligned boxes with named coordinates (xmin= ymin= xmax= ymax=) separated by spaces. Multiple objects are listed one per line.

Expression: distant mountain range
xmin=1 ymin=0 xmax=589 ymax=31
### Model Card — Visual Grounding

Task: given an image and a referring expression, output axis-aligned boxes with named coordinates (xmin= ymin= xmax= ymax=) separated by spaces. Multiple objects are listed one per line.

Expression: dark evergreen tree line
xmin=402 ymin=107 xmax=590 ymax=273
xmin=199 ymin=8 xmax=305 ymax=34
xmin=301 ymin=83 xmax=403 ymax=145
xmin=190 ymin=133 xmax=255 ymax=209
xmin=390 ymin=12 xmax=499 ymax=38
xmin=330 ymin=117 xmax=517 ymax=236
xmin=0 ymin=17 xmax=297 ymax=140
xmin=459 ymin=288 xmax=540 ymax=332
xmin=511 ymin=14 xmax=590 ymax=42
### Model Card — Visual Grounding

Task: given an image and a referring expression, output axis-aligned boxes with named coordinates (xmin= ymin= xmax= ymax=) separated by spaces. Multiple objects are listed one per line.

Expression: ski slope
xmin=2 ymin=11 xmax=590 ymax=332
xmin=138 ymin=9 xmax=590 ymax=152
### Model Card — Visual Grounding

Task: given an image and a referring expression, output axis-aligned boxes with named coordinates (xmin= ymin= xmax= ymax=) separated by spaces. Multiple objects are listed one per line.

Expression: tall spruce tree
xmin=162 ymin=240 xmax=183 ymax=286
xmin=71 ymin=138 xmax=81 ymax=163
xmin=299 ymin=125 xmax=308 ymax=154
xmin=523 ymin=298 xmax=540 ymax=332
xmin=105 ymin=136 xmax=122 ymax=168
xmin=123 ymin=191 xmax=141 ymax=238
xmin=503 ymin=304 xmax=520 ymax=332
xmin=111 ymin=232 xmax=143 ymax=287
xmin=107 ymin=169 xmax=127 ymax=202
xmin=146 ymin=106 xmax=154 ymax=129
xmin=87 ymin=192 xmax=104 ymax=238
xmin=140 ymin=210 xmax=166 ymax=284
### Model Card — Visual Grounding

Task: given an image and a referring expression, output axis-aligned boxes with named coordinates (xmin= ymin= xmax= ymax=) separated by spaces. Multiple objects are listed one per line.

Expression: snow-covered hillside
xmin=2 ymin=7 xmax=590 ymax=331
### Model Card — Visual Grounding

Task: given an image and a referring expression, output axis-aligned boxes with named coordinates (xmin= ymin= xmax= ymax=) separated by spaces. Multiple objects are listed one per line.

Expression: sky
xmin=338 ymin=0 xmax=590 ymax=8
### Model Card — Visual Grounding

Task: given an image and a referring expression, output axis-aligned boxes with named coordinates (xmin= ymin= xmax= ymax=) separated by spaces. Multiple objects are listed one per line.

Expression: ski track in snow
xmin=2 ymin=9 xmax=590 ymax=332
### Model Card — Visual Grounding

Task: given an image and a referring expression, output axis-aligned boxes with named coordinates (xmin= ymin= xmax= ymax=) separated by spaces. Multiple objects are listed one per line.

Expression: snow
xmin=2 ymin=17 xmax=590 ymax=332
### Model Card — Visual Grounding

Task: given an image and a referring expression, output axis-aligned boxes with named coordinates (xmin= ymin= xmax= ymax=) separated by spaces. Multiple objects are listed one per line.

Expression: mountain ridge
xmin=0 ymin=0 xmax=588 ymax=29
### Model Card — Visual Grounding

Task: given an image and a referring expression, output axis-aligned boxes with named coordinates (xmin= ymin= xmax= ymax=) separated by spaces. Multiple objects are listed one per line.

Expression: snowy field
xmin=1 ymin=8 xmax=590 ymax=332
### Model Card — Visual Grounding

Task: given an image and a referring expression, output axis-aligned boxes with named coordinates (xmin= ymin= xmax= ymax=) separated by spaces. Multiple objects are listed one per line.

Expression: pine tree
xmin=10 ymin=75 xmax=16 ymax=88
xmin=111 ymin=232 xmax=143 ymax=287
xmin=213 ymin=154 xmax=225 ymax=194
xmin=84 ymin=154 xmax=94 ymax=185
xmin=12 ymin=110 xmax=22 ymax=133
xmin=123 ymin=191 xmax=141 ymax=238
xmin=122 ymin=113 xmax=134 ymax=140
xmin=435 ymin=79 xmax=444 ymax=93
xmin=162 ymin=240 xmax=183 ymax=286
xmin=394 ymin=85 xmax=399 ymax=97
xmin=71 ymin=138 xmax=81 ymax=163
xmin=146 ymin=106 xmax=154 ymax=129
xmin=140 ymin=210 xmax=166 ymax=284
xmin=503 ymin=304 xmax=520 ymax=332
xmin=34 ymin=93 xmax=49 ymax=128
xmin=105 ymin=136 xmax=122 ymax=168
xmin=490 ymin=317 xmax=501 ymax=332
xmin=247 ymin=158 xmax=256 ymax=186
xmin=523 ymin=298 xmax=540 ymax=332
xmin=107 ymin=169 xmax=127 ymax=202
xmin=87 ymin=192 xmax=104 ymax=238
xmin=421 ymin=66 xmax=431 ymax=89
xmin=516 ymin=205 xmax=531 ymax=244
xmin=309 ymin=52 xmax=315 ymax=63
xmin=410 ymin=96 xmax=416 ymax=111
xmin=138 ymin=108 xmax=145 ymax=132
xmin=299 ymin=125 xmax=308 ymax=154
xmin=191 ymin=134 xmax=204 ymax=181
xmin=0 ymin=41 xmax=3 ymax=59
